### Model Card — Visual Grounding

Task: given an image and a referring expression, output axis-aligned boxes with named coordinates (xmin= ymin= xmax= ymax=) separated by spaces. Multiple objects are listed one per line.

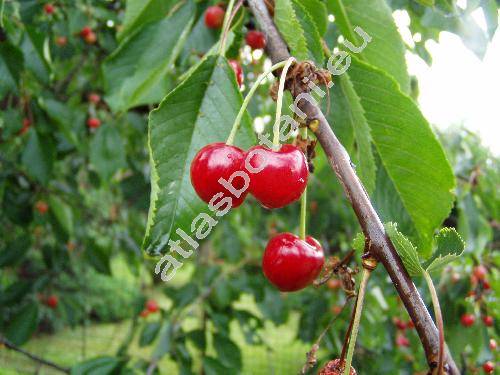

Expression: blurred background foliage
xmin=0 ymin=0 xmax=498 ymax=374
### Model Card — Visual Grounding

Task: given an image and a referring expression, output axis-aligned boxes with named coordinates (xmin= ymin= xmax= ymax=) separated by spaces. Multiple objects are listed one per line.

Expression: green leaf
xmin=41 ymin=99 xmax=82 ymax=149
xmin=21 ymin=26 xmax=49 ymax=84
xmin=139 ymin=322 xmax=161 ymax=347
xmin=385 ymin=222 xmax=423 ymax=277
xmin=481 ymin=0 xmax=499 ymax=39
xmin=118 ymin=0 xmax=175 ymax=41
xmin=420 ymin=6 xmax=489 ymax=59
xmin=71 ymin=357 xmax=123 ymax=375
xmin=425 ymin=227 xmax=465 ymax=274
xmin=291 ymin=0 xmax=324 ymax=64
xmin=329 ymin=73 xmax=376 ymax=193
xmin=152 ymin=322 xmax=172 ymax=361
xmin=327 ymin=0 xmax=410 ymax=93
xmin=89 ymin=125 xmax=126 ymax=183
xmin=203 ymin=357 xmax=230 ymax=375
xmin=0 ymin=41 xmax=24 ymax=97
xmin=274 ymin=0 xmax=309 ymax=61
xmin=84 ymin=242 xmax=112 ymax=275
xmin=0 ymin=236 xmax=31 ymax=267
xmin=213 ymin=334 xmax=242 ymax=372
xmin=352 ymin=232 xmax=365 ymax=252
xmin=348 ymin=57 xmax=455 ymax=252
xmin=143 ymin=55 xmax=253 ymax=254
xmin=103 ymin=2 xmax=195 ymax=112
xmin=299 ymin=0 xmax=329 ymax=36
xmin=48 ymin=195 xmax=74 ymax=237
xmin=415 ymin=0 xmax=435 ymax=6
xmin=21 ymin=130 xmax=55 ymax=185
xmin=5 ymin=304 xmax=39 ymax=345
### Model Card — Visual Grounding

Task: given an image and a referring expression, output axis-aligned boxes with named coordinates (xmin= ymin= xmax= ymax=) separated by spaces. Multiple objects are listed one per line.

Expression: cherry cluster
xmin=190 ymin=142 xmax=324 ymax=292
xmin=139 ymin=299 xmax=160 ymax=318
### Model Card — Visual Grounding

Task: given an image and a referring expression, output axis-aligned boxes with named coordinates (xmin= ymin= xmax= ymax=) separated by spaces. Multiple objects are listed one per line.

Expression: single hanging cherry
xmin=262 ymin=232 xmax=324 ymax=292
xmin=246 ymin=30 xmax=266 ymax=50
xmin=190 ymin=143 xmax=248 ymax=208
xmin=204 ymin=6 xmax=225 ymax=29
xmin=228 ymin=60 xmax=244 ymax=87
xmin=246 ymin=144 xmax=308 ymax=209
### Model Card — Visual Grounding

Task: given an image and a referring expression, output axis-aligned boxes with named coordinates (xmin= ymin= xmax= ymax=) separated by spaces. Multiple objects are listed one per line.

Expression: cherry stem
xmin=219 ymin=0 xmax=237 ymax=55
xmin=423 ymin=270 xmax=445 ymax=375
xmin=272 ymin=57 xmax=295 ymax=150
xmin=343 ymin=268 xmax=371 ymax=375
xmin=0 ymin=0 xmax=5 ymax=28
xmin=299 ymin=127 xmax=308 ymax=239
xmin=226 ymin=60 xmax=289 ymax=145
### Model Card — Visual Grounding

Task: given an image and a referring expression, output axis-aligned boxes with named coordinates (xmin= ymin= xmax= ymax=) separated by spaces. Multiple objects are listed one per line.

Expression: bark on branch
xmin=247 ymin=1 xmax=459 ymax=373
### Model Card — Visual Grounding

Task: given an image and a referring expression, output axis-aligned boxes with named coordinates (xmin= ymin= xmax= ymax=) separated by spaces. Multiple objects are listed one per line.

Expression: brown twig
xmin=0 ymin=336 xmax=70 ymax=373
xmin=247 ymin=1 xmax=459 ymax=373
xmin=300 ymin=298 xmax=354 ymax=375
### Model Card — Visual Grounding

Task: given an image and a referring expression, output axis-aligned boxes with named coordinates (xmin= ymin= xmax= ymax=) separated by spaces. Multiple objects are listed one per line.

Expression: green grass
xmin=0 ymin=298 xmax=311 ymax=374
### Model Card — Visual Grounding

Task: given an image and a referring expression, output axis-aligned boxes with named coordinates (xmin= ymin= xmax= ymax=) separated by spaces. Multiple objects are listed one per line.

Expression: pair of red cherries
xmin=190 ymin=142 xmax=324 ymax=291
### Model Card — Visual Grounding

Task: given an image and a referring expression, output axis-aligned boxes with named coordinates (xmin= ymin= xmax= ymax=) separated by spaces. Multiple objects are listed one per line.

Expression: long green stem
xmin=343 ymin=268 xmax=371 ymax=375
xmin=226 ymin=60 xmax=289 ymax=145
xmin=272 ymin=57 xmax=295 ymax=150
xmin=219 ymin=0 xmax=236 ymax=55
xmin=423 ymin=271 xmax=445 ymax=375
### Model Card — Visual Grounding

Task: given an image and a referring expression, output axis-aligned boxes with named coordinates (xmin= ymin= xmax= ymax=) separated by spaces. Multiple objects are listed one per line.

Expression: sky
xmin=394 ymin=8 xmax=500 ymax=155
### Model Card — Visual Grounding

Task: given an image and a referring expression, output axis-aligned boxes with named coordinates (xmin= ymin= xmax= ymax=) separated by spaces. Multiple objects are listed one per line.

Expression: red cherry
xmin=35 ymin=200 xmax=49 ymax=215
xmin=473 ymin=265 xmax=488 ymax=281
xmin=80 ymin=26 xmax=92 ymax=38
xmin=483 ymin=315 xmax=494 ymax=327
xmin=228 ymin=60 xmax=243 ymax=87
xmin=246 ymin=30 xmax=266 ymax=50
xmin=393 ymin=318 xmax=407 ymax=330
xmin=246 ymin=144 xmax=308 ymax=209
xmin=262 ymin=233 xmax=324 ymax=292
xmin=406 ymin=320 xmax=415 ymax=329
xmin=190 ymin=143 xmax=248 ymax=208
xmin=88 ymin=93 xmax=101 ymax=104
xmin=204 ymin=6 xmax=225 ymax=29
xmin=395 ymin=334 xmax=410 ymax=347
xmin=55 ymin=36 xmax=67 ymax=46
xmin=87 ymin=117 xmax=101 ymax=129
xmin=44 ymin=3 xmax=55 ymax=15
xmin=489 ymin=339 xmax=497 ymax=350
xmin=483 ymin=361 xmax=495 ymax=374
xmin=139 ymin=309 xmax=149 ymax=318
xmin=319 ymin=358 xmax=357 ymax=375
xmin=46 ymin=295 xmax=58 ymax=308
xmin=84 ymin=31 xmax=97 ymax=44
xmin=482 ymin=280 xmax=491 ymax=290
xmin=460 ymin=313 xmax=475 ymax=327
xmin=146 ymin=299 xmax=159 ymax=313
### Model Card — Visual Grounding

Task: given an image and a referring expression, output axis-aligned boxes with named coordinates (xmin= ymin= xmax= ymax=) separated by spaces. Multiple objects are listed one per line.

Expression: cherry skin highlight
xmin=246 ymin=30 xmax=266 ymax=49
xmin=246 ymin=144 xmax=308 ymax=209
xmin=262 ymin=233 xmax=324 ymax=292
xmin=204 ymin=6 xmax=225 ymax=29
xmin=228 ymin=60 xmax=244 ymax=87
xmin=190 ymin=143 xmax=248 ymax=208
